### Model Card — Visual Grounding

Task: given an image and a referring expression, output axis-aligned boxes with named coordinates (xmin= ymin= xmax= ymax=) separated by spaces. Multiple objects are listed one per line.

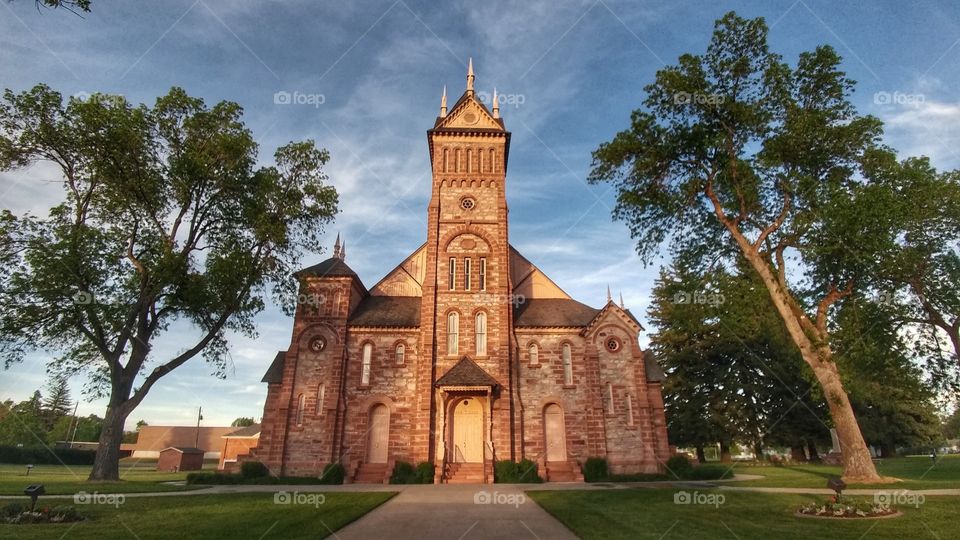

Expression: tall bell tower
xmin=415 ymin=59 xmax=516 ymax=464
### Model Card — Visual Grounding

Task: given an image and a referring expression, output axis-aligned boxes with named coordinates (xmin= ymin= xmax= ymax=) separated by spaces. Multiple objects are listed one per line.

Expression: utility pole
xmin=195 ymin=407 xmax=203 ymax=449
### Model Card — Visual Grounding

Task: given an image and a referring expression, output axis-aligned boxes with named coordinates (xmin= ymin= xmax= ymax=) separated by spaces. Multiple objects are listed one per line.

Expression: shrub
xmin=493 ymin=459 xmax=542 ymax=483
xmin=665 ymin=455 xmax=693 ymax=479
xmin=415 ymin=461 xmax=435 ymax=484
xmin=320 ymin=462 xmax=345 ymax=485
xmin=686 ymin=465 xmax=732 ymax=480
xmin=582 ymin=457 xmax=609 ymax=482
xmin=240 ymin=461 xmax=270 ymax=478
xmin=0 ymin=445 xmax=96 ymax=465
xmin=390 ymin=461 xmax=417 ymax=484
xmin=1 ymin=502 xmax=25 ymax=519
xmin=516 ymin=459 xmax=542 ymax=483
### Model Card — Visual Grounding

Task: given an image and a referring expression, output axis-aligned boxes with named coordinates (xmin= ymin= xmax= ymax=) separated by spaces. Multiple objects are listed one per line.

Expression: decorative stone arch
xmin=390 ymin=338 xmax=408 ymax=366
xmin=558 ymin=340 xmax=575 ymax=386
xmin=294 ymin=322 xmax=341 ymax=350
xmin=525 ymin=340 xmax=542 ymax=365
xmin=440 ymin=225 xmax=499 ymax=253
xmin=356 ymin=393 xmax=397 ymax=415
xmin=359 ymin=397 xmax=394 ymax=464
xmin=542 ymin=401 xmax=568 ymax=462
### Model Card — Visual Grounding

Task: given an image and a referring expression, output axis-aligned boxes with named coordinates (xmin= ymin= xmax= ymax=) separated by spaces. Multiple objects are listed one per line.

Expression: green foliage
xmin=0 ymin=445 xmax=95 ymax=464
xmin=665 ymin=455 xmax=693 ymax=478
xmin=415 ymin=461 xmax=435 ymax=484
xmin=320 ymin=463 xmax=345 ymax=485
xmin=389 ymin=461 xmax=416 ymax=484
xmin=231 ymin=417 xmax=255 ymax=427
xmin=686 ymin=465 xmax=733 ymax=480
xmin=492 ymin=459 xmax=542 ymax=483
xmin=240 ymin=461 xmax=269 ymax=478
xmin=582 ymin=457 xmax=609 ymax=482
xmin=0 ymin=84 xmax=339 ymax=480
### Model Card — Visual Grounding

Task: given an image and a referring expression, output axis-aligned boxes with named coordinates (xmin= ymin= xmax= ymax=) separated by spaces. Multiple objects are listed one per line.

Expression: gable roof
xmin=349 ymin=296 xmax=421 ymax=327
xmin=431 ymin=90 xmax=504 ymax=131
xmin=261 ymin=351 xmax=286 ymax=384
xmin=643 ymin=350 xmax=666 ymax=383
xmin=514 ymin=298 xmax=600 ymax=327
xmin=161 ymin=446 xmax=205 ymax=454
xmin=435 ymin=357 xmax=500 ymax=387
xmin=294 ymin=257 xmax=359 ymax=279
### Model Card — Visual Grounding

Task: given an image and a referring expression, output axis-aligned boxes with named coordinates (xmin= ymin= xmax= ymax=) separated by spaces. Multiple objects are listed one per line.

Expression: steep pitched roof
xmin=435 ymin=357 xmax=500 ymax=387
xmin=261 ymin=351 xmax=286 ymax=384
xmin=294 ymin=257 xmax=359 ymax=279
xmin=349 ymin=296 xmax=421 ymax=327
xmin=643 ymin=350 xmax=666 ymax=383
xmin=513 ymin=298 xmax=600 ymax=327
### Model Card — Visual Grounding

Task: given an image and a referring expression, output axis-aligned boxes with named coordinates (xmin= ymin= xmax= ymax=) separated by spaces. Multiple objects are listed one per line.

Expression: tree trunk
xmin=790 ymin=444 xmax=807 ymax=462
xmin=88 ymin=404 xmax=129 ymax=481
xmin=695 ymin=445 xmax=706 ymax=463
xmin=879 ymin=441 xmax=896 ymax=458
xmin=732 ymin=240 xmax=883 ymax=483
xmin=753 ymin=442 xmax=763 ymax=461
xmin=807 ymin=441 xmax=820 ymax=462
xmin=719 ymin=441 xmax=732 ymax=463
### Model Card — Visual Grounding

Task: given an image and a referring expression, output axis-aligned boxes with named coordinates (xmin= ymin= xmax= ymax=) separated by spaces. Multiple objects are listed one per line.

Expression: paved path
xmin=335 ymin=484 xmax=577 ymax=540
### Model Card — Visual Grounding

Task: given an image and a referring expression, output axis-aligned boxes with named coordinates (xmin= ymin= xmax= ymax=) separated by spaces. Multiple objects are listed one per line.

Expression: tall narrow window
xmin=455 ymin=149 xmax=461 ymax=172
xmin=562 ymin=344 xmax=573 ymax=385
xmin=395 ymin=343 xmax=405 ymax=365
xmin=361 ymin=343 xmax=372 ymax=385
xmin=447 ymin=312 xmax=459 ymax=355
xmin=529 ymin=343 xmax=539 ymax=365
xmin=466 ymin=149 xmax=473 ymax=173
xmin=464 ymin=258 xmax=472 ymax=291
xmin=316 ymin=384 xmax=325 ymax=415
xmin=479 ymin=258 xmax=486 ymax=291
xmin=449 ymin=258 xmax=456 ymax=290
xmin=607 ymin=383 xmax=614 ymax=413
xmin=296 ymin=394 xmax=305 ymax=426
xmin=626 ymin=394 xmax=634 ymax=426
xmin=489 ymin=149 xmax=495 ymax=173
xmin=475 ymin=312 xmax=487 ymax=356
xmin=442 ymin=148 xmax=449 ymax=173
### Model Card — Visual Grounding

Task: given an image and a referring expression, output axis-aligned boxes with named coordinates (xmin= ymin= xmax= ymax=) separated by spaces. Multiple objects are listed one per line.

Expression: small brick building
xmin=156 ymin=447 xmax=204 ymax=472
xmin=218 ymin=424 xmax=261 ymax=472
xmin=252 ymin=63 xmax=670 ymax=483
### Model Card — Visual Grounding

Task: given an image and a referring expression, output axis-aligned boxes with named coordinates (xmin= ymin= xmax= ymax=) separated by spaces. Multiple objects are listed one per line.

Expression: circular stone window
xmin=463 ymin=112 xmax=478 ymax=124
xmin=309 ymin=336 xmax=327 ymax=353
xmin=460 ymin=197 xmax=476 ymax=211
xmin=605 ymin=337 xmax=621 ymax=352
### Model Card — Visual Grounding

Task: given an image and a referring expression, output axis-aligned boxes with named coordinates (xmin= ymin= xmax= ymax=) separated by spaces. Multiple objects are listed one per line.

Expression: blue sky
xmin=1 ymin=0 xmax=958 ymax=428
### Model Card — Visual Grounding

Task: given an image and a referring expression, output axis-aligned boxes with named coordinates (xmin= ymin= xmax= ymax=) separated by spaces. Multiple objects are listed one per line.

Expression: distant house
xmin=157 ymin=447 xmax=205 ymax=472
xmin=131 ymin=426 xmax=237 ymax=459
xmin=218 ymin=424 xmax=261 ymax=472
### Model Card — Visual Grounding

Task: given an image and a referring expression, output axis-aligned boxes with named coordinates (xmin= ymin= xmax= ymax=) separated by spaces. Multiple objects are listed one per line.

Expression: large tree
xmin=590 ymin=12 xmax=901 ymax=481
xmin=0 ymin=85 xmax=339 ymax=480
xmin=41 ymin=374 xmax=73 ymax=429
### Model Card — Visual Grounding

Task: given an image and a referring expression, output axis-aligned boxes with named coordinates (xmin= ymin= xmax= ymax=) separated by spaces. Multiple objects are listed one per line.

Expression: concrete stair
xmin=545 ymin=461 xmax=583 ymax=482
xmin=445 ymin=462 xmax=485 ymax=484
xmin=353 ymin=462 xmax=388 ymax=484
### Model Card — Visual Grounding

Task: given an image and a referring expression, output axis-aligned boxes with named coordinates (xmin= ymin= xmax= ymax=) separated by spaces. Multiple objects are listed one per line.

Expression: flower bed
xmin=796 ymin=496 xmax=901 ymax=519
xmin=1 ymin=502 xmax=84 ymax=524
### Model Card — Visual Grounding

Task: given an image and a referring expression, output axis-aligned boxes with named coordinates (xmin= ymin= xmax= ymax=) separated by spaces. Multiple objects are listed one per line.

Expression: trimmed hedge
xmin=187 ymin=462 xmax=345 ymax=485
xmin=493 ymin=459 xmax=542 ymax=483
xmin=0 ymin=445 xmax=96 ymax=465
xmin=390 ymin=461 xmax=435 ymax=484
xmin=240 ymin=461 xmax=270 ymax=478
xmin=581 ymin=457 xmax=732 ymax=482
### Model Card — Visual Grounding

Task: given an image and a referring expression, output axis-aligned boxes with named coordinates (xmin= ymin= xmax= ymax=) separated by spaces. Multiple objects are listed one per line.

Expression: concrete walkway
xmin=335 ymin=484 xmax=577 ymax=540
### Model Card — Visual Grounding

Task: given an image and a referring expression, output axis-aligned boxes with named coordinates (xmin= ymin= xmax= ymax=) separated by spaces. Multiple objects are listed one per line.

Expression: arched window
xmin=395 ymin=343 xmax=405 ymax=365
xmin=489 ymin=149 xmax=495 ymax=172
xmin=626 ymin=393 xmax=634 ymax=426
xmin=562 ymin=344 xmax=573 ymax=385
xmin=448 ymin=258 xmax=456 ymax=291
xmin=447 ymin=312 xmax=459 ymax=355
xmin=361 ymin=343 xmax=372 ymax=385
xmin=529 ymin=343 xmax=539 ymax=365
xmin=442 ymin=148 xmax=449 ymax=172
xmin=455 ymin=149 xmax=462 ymax=172
xmin=475 ymin=312 xmax=487 ymax=356
xmin=295 ymin=394 xmax=305 ymax=426
xmin=606 ymin=383 xmax=614 ymax=413
xmin=316 ymin=384 xmax=325 ymax=415
xmin=466 ymin=149 xmax=473 ymax=173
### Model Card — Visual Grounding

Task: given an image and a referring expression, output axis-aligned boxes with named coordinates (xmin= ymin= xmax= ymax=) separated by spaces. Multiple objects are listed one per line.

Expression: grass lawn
xmin=529 ymin=489 xmax=956 ymax=539
xmin=0 ymin=492 xmax=395 ymax=539
xmin=0 ymin=459 xmax=213 ymax=495
xmin=725 ymin=455 xmax=960 ymax=490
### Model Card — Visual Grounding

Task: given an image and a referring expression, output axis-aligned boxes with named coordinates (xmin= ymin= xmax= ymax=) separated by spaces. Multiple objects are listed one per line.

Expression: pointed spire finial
xmin=492 ymin=87 xmax=499 ymax=119
xmin=340 ymin=239 xmax=346 ymax=261
xmin=440 ymin=86 xmax=448 ymax=118
xmin=333 ymin=233 xmax=341 ymax=258
xmin=466 ymin=57 xmax=475 ymax=94
xmin=619 ymin=292 xmax=625 ymax=309
xmin=607 ymin=285 xmax=612 ymax=303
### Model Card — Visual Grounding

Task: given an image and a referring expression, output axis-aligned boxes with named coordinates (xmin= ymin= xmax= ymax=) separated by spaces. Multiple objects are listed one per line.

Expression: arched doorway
xmin=451 ymin=398 xmax=483 ymax=463
xmin=544 ymin=403 xmax=567 ymax=461
xmin=367 ymin=404 xmax=389 ymax=463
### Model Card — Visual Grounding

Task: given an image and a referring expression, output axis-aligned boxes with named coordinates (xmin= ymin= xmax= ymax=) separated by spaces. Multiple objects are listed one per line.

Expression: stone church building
xmin=252 ymin=62 xmax=669 ymax=483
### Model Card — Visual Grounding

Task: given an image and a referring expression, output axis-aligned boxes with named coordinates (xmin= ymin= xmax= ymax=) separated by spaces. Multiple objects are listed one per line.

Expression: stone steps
xmin=446 ymin=462 xmax=485 ymax=484
xmin=545 ymin=461 xmax=583 ymax=482
xmin=354 ymin=463 xmax=388 ymax=484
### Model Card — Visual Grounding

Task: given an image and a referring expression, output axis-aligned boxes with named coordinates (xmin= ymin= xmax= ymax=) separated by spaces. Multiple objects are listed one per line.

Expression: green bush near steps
xmin=493 ymin=459 xmax=543 ymax=483
xmin=389 ymin=461 xmax=435 ymax=484
xmin=581 ymin=456 xmax=731 ymax=482
xmin=186 ymin=462 xmax=345 ymax=485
